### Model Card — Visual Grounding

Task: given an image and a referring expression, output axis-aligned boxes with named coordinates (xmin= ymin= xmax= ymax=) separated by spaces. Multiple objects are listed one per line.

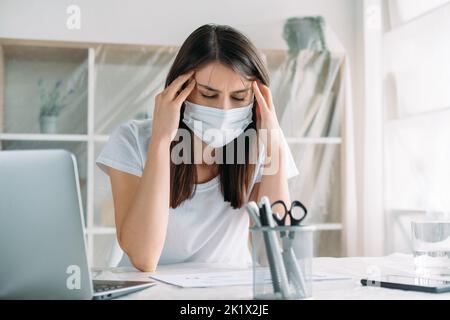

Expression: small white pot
xmin=39 ymin=115 xmax=58 ymax=134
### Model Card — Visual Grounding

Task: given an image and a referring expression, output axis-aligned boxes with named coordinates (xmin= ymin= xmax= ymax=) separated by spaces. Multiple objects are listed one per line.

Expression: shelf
xmin=84 ymin=224 xmax=342 ymax=234
xmin=1 ymin=43 xmax=88 ymax=135
xmin=0 ymin=134 xmax=342 ymax=144
xmin=0 ymin=133 xmax=88 ymax=141
xmin=0 ymin=133 xmax=109 ymax=142
xmin=385 ymin=106 xmax=450 ymax=123
xmin=94 ymin=135 xmax=109 ymax=142
xmin=3 ymin=44 xmax=87 ymax=64
xmin=86 ymin=227 xmax=116 ymax=235
xmin=313 ymin=223 xmax=343 ymax=231
xmin=385 ymin=1 xmax=450 ymax=34
xmin=286 ymin=137 xmax=342 ymax=144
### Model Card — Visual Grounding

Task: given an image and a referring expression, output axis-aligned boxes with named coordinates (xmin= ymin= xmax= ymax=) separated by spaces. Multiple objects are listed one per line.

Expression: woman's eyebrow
xmin=197 ymin=82 xmax=251 ymax=94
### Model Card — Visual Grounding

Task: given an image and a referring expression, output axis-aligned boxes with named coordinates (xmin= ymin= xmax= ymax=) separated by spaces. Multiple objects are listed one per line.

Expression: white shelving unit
xmin=0 ymin=38 xmax=348 ymax=265
xmin=0 ymin=39 xmax=114 ymax=266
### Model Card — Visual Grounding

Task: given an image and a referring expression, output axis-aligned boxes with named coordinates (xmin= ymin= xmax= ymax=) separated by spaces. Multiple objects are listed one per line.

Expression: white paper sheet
xmin=149 ymin=269 xmax=352 ymax=288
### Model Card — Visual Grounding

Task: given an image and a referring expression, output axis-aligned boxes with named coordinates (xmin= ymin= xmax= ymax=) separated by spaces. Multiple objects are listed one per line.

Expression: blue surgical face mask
xmin=182 ymin=100 xmax=254 ymax=148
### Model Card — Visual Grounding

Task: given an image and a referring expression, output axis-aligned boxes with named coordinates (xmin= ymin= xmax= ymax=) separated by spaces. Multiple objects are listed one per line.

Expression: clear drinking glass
xmin=411 ymin=221 xmax=450 ymax=276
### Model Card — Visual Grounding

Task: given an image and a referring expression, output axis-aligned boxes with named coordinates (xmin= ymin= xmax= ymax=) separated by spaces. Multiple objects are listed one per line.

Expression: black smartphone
xmin=361 ymin=275 xmax=450 ymax=293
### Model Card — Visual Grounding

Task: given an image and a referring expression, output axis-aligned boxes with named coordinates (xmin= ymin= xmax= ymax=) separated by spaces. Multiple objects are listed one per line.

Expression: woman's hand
xmin=250 ymin=80 xmax=290 ymax=222
xmin=252 ymin=80 xmax=282 ymax=155
xmin=151 ymin=70 xmax=196 ymax=144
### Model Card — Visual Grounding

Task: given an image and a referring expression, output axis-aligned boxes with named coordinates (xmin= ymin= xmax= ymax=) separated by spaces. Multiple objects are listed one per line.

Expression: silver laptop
xmin=0 ymin=149 xmax=156 ymax=299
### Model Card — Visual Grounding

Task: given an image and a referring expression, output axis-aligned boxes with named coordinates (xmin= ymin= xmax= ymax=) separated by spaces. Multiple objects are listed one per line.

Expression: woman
xmin=96 ymin=24 xmax=299 ymax=272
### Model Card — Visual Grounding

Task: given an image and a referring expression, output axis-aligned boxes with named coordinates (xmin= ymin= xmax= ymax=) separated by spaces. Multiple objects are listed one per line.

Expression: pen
xmin=246 ymin=201 xmax=262 ymax=228
xmin=259 ymin=196 xmax=290 ymax=299
xmin=284 ymin=246 xmax=307 ymax=297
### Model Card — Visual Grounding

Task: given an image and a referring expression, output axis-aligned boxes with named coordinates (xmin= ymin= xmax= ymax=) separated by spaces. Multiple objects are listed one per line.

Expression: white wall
xmin=0 ymin=0 xmax=356 ymax=49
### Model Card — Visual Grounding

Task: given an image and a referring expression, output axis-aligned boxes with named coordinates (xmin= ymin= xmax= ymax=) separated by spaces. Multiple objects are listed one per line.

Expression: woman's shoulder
xmin=95 ymin=118 xmax=153 ymax=177
xmin=117 ymin=117 xmax=153 ymax=154
xmin=118 ymin=118 xmax=153 ymax=138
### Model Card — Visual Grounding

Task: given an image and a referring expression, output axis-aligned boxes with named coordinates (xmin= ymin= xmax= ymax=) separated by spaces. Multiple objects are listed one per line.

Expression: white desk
xmin=92 ymin=253 xmax=450 ymax=300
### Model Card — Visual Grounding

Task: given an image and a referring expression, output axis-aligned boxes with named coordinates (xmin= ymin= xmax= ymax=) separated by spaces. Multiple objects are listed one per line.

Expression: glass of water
xmin=411 ymin=221 xmax=450 ymax=276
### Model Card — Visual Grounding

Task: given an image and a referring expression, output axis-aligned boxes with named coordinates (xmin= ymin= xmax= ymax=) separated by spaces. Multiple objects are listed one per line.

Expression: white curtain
xmin=384 ymin=1 xmax=450 ymax=253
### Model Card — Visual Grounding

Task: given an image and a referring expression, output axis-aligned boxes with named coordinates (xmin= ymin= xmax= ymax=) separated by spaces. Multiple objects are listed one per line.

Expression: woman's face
xmin=186 ymin=61 xmax=254 ymax=110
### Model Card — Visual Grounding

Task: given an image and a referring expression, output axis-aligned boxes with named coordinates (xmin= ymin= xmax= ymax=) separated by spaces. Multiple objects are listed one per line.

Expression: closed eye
xmin=201 ymin=93 xmax=245 ymax=101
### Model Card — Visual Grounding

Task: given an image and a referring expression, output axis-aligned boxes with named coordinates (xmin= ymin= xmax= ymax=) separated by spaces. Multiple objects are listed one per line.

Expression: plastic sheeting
xmin=93 ymin=45 xmax=179 ymax=134
xmin=265 ymin=17 xmax=356 ymax=257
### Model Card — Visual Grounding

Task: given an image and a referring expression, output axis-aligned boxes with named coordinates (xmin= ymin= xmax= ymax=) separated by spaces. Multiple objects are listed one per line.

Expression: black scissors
xmin=269 ymin=199 xmax=308 ymax=296
xmin=271 ymin=200 xmax=308 ymax=227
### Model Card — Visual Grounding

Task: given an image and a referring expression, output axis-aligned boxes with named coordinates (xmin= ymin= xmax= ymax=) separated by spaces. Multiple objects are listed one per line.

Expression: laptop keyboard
xmin=93 ymin=280 xmax=127 ymax=293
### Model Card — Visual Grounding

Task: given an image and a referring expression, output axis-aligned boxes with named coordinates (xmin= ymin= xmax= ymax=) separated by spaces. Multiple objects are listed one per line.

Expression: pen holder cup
xmin=250 ymin=225 xmax=315 ymax=300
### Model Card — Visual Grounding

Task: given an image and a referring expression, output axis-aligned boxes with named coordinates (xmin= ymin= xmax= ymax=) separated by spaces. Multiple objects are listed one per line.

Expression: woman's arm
xmin=254 ymin=141 xmax=291 ymax=221
xmin=109 ymin=137 xmax=171 ymax=272
xmin=248 ymin=80 xmax=291 ymax=224
xmin=109 ymin=71 xmax=196 ymax=272
xmin=247 ymin=142 xmax=290 ymax=264
xmin=248 ymin=140 xmax=290 ymax=226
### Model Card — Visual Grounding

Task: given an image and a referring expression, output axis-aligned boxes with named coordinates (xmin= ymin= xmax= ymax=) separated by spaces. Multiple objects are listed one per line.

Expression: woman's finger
xmin=252 ymin=81 xmax=269 ymax=113
xmin=255 ymin=98 xmax=262 ymax=129
xmin=257 ymin=81 xmax=274 ymax=110
xmin=174 ymin=78 xmax=196 ymax=105
xmin=165 ymin=70 xmax=195 ymax=100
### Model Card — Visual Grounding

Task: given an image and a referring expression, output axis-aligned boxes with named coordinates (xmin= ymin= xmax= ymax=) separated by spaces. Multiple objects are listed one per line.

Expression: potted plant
xmin=37 ymin=78 xmax=75 ymax=134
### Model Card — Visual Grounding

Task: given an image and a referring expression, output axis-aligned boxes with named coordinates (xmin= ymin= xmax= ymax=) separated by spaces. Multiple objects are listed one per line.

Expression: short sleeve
xmin=253 ymin=130 xmax=299 ymax=184
xmin=95 ymin=121 xmax=144 ymax=177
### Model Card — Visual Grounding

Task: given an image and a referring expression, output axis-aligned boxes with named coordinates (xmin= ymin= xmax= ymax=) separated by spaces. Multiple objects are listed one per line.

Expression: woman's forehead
xmin=194 ymin=61 xmax=252 ymax=92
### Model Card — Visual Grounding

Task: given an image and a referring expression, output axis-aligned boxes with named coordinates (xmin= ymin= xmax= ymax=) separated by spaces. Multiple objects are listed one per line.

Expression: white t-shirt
xmin=96 ymin=118 xmax=299 ymax=267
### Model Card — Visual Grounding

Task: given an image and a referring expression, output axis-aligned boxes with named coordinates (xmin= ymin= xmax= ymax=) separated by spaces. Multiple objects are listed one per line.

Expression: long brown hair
xmin=165 ymin=23 xmax=270 ymax=209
